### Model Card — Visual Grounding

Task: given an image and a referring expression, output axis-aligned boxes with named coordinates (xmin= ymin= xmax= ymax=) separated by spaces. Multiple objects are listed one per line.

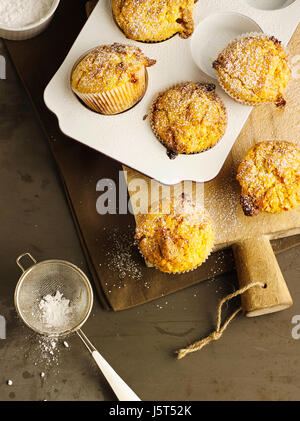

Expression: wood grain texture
xmin=233 ymin=237 xmax=293 ymax=317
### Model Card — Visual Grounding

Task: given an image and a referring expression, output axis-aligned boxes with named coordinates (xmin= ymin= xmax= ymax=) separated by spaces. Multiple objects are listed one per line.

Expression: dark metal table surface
xmin=0 ymin=40 xmax=300 ymax=402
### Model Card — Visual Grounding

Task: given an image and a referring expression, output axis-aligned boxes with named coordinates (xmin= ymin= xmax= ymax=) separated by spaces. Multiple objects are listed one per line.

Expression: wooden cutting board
xmin=4 ymin=0 xmax=299 ymax=311
xmin=125 ymin=23 xmax=300 ymax=317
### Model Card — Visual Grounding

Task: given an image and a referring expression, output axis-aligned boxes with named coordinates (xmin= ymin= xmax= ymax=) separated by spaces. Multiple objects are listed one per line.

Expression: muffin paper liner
xmin=214 ymin=32 xmax=291 ymax=107
xmin=137 ymin=244 xmax=214 ymax=275
xmin=149 ymin=82 xmax=227 ymax=156
xmin=135 ymin=34 xmax=176 ymax=44
xmin=72 ymin=66 xmax=147 ymax=115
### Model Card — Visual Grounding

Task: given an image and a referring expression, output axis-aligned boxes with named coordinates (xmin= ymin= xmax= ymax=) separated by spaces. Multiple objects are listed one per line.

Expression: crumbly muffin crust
xmin=150 ymin=82 xmax=227 ymax=155
xmin=237 ymin=141 xmax=300 ymax=216
xmin=135 ymin=195 xmax=214 ymax=273
xmin=112 ymin=0 xmax=195 ymax=42
xmin=71 ymin=43 xmax=156 ymax=93
xmin=213 ymin=35 xmax=291 ymax=107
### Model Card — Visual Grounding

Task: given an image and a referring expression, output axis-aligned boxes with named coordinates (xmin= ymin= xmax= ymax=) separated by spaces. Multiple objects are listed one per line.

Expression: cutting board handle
xmin=232 ymin=237 xmax=293 ymax=317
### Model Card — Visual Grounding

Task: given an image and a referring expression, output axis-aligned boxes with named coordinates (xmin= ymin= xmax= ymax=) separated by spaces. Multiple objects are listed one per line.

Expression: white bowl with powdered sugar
xmin=0 ymin=0 xmax=60 ymax=41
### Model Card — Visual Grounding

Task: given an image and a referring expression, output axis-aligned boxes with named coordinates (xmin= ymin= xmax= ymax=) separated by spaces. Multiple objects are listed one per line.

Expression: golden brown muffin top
xmin=112 ymin=0 xmax=195 ymax=42
xmin=151 ymin=82 xmax=227 ymax=155
xmin=71 ymin=43 xmax=156 ymax=93
xmin=237 ymin=141 xmax=300 ymax=216
xmin=135 ymin=195 xmax=214 ymax=273
xmin=213 ymin=35 xmax=291 ymax=106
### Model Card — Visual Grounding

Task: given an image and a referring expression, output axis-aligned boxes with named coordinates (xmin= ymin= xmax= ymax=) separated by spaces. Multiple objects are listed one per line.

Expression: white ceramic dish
xmin=0 ymin=0 xmax=60 ymax=41
xmin=44 ymin=0 xmax=300 ymax=185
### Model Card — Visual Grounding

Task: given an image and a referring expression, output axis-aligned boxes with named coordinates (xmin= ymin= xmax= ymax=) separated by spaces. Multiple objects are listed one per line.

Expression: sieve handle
xmin=77 ymin=329 xmax=141 ymax=401
xmin=16 ymin=253 xmax=37 ymax=272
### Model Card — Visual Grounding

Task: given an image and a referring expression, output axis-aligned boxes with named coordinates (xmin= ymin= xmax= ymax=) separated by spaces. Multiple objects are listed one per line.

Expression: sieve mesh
xmin=15 ymin=259 xmax=93 ymax=337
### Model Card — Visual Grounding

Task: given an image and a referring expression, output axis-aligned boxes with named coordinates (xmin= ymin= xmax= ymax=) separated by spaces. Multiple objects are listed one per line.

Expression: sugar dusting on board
xmin=102 ymin=226 xmax=143 ymax=288
xmin=0 ymin=0 xmax=54 ymax=28
xmin=204 ymin=165 xmax=242 ymax=244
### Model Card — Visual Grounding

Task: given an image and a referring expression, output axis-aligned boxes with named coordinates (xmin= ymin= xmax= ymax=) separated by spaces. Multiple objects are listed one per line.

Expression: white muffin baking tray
xmin=44 ymin=0 xmax=300 ymax=185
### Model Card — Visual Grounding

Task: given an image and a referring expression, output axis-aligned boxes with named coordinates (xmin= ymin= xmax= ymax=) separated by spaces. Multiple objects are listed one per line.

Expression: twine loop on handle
xmin=177 ymin=281 xmax=265 ymax=360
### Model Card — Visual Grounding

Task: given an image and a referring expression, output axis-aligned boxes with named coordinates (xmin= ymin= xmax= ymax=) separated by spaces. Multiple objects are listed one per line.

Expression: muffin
xmin=134 ymin=195 xmax=214 ymax=273
xmin=150 ymin=82 xmax=227 ymax=157
xmin=213 ymin=35 xmax=291 ymax=107
xmin=237 ymin=141 xmax=300 ymax=216
xmin=71 ymin=43 xmax=156 ymax=114
xmin=112 ymin=0 xmax=195 ymax=42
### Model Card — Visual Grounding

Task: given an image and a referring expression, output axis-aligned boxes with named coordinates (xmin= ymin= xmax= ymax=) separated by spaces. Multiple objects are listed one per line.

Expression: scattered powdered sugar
xmin=34 ymin=335 xmax=65 ymax=367
xmin=204 ymin=166 xmax=242 ymax=244
xmin=39 ymin=291 xmax=73 ymax=332
xmin=21 ymin=330 xmax=69 ymax=370
xmin=103 ymin=226 xmax=143 ymax=284
xmin=39 ymin=336 xmax=58 ymax=357
xmin=0 ymin=0 xmax=54 ymax=28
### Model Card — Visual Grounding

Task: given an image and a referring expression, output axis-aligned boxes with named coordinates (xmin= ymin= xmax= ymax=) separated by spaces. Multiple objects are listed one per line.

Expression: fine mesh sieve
xmin=14 ymin=252 xmax=140 ymax=401
xmin=15 ymin=253 xmax=93 ymax=336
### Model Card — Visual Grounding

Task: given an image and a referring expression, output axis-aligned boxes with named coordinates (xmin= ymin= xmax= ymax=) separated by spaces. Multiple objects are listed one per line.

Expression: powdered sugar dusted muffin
xmin=150 ymin=82 xmax=227 ymax=156
xmin=112 ymin=0 xmax=195 ymax=42
xmin=71 ymin=43 xmax=156 ymax=114
xmin=213 ymin=35 xmax=291 ymax=107
xmin=135 ymin=195 xmax=214 ymax=273
xmin=237 ymin=141 xmax=300 ymax=216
